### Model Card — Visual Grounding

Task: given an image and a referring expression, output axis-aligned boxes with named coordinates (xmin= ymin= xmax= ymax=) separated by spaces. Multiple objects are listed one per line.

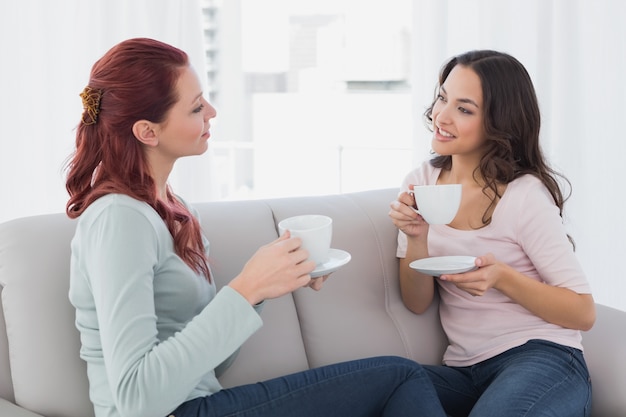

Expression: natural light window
xmin=200 ymin=0 xmax=413 ymax=200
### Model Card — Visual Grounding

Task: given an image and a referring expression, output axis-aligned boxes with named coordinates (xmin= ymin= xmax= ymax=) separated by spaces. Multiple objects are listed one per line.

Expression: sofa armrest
xmin=582 ymin=304 xmax=626 ymax=417
xmin=0 ymin=398 xmax=45 ymax=417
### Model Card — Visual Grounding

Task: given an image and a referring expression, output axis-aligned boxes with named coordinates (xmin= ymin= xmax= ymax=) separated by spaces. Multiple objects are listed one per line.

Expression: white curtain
xmin=411 ymin=0 xmax=626 ymax=312
xmin=0 ymin=0 xmax=210 ymax=224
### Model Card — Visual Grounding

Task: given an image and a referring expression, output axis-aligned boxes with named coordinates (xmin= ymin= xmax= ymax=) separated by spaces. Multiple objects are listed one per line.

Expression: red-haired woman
xmin=65 ymin=38 xmax=446 ymax=417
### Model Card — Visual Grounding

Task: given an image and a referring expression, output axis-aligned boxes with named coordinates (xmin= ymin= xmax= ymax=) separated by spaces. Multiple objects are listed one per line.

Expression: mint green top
xmin=69 ymin=194 xmax=263 ymax=417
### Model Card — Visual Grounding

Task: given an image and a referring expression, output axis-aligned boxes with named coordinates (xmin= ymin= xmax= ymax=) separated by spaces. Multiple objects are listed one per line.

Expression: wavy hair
xmin=424 ymin=50 xmax=571 ymax=228
xmin=65 ymin=38 xmax=210 ymax=280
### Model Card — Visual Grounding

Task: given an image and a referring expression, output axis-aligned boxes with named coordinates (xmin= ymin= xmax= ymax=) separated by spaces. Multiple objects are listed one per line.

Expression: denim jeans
xmin=168 ymin=355 xmax=447 ymax=417
xmin=424 ymin=339 xmax=592 ymax=417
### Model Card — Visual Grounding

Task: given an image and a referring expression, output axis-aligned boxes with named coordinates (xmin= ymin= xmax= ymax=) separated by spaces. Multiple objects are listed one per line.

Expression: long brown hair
xmin=424 ymin=50 xmax=571 ymax=227
xmin=65 ymin=38 xmax=210 ymax=279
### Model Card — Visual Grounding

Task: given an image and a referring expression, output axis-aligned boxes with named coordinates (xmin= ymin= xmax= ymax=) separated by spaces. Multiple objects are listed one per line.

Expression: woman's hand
xmin=388 ymin=188 xmax=429 ymax=239
xmin=229 ymin=231 xmax=316 ymax=305
xmin=306 ymin=274 xmax=330 ymax=291
xmin=440 ymin=253 xmax=502 ymax=296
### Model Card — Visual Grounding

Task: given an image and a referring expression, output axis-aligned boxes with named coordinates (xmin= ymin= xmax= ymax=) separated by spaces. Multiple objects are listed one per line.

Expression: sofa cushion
xmin=195 ymin=199 xmax=311 ymax=388
xmin=266 ymin=190 xmax=447 ymax=369
xmin=0 ymin=214 xmax=93 ymax=417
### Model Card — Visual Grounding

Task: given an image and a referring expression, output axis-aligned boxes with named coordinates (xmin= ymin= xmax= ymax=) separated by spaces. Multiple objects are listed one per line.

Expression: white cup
xmin=278 ymin=214 xmax=332 ymax=265
xmin=410 ymin=184 xmax=462 ymax=225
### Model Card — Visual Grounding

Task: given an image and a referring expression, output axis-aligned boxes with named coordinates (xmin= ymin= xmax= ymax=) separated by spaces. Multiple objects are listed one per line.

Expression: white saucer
xmin=311 ymin=248 xmax=351 ymax=278
xmin=409 ymin=256 xmax=477 ymax=277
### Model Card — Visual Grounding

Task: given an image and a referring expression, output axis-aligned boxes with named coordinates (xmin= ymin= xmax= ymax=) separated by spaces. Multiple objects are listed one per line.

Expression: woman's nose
xmin=204 ymin=101 xmax=217 ymax=120
xmin=434 ymin=104 xmax=451 ymax=126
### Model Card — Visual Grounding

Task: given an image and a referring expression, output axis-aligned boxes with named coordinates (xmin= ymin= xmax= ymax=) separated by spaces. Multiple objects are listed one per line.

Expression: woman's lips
xmin=435 ymin=127 xmax=455 ymax=141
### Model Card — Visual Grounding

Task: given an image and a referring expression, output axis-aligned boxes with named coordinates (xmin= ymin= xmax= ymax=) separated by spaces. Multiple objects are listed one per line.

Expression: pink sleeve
xmin=512 ymin=178 xmax=592 ymax=293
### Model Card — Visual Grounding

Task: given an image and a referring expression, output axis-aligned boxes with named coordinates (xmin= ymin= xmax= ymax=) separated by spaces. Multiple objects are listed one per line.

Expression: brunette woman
xmin=389 ymin=50 xmax=595 ymax=417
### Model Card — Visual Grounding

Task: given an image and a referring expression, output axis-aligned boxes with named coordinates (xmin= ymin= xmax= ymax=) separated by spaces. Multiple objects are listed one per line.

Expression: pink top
xmin=397 ymin=162 xmax=592 ymax=366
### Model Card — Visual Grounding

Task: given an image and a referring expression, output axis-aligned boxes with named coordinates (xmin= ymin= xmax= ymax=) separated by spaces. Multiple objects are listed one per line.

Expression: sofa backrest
xmin=198 ymin=189 xmax=448 ymax=388
xmin=0 ymin=214 xmax=93 ymax=417
xmin=0 ymin=188 xmax=447 ymax=417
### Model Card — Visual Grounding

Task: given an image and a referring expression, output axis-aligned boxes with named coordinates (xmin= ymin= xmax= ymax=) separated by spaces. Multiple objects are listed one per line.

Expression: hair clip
xmin=79 ymin=86 xmax=103 ymax=125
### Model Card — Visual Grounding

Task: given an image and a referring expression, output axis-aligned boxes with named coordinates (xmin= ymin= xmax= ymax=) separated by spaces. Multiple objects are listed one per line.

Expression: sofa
xmin=1 ymin=188 xmax=625 ymax=417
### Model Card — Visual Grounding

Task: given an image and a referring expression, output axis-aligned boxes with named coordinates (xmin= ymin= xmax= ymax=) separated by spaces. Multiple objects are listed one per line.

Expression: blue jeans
xmin=424 ymin=339 xmax=592 ymax=417
xmin=168 ymin=356 xmax=446 ymax=417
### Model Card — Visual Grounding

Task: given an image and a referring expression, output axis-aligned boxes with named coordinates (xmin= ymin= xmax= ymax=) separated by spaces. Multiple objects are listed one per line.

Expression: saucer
xmin=310 ymin=249 xmax=351 ymax=278
xmin=409 ymin=256 xmax=477 ymax=277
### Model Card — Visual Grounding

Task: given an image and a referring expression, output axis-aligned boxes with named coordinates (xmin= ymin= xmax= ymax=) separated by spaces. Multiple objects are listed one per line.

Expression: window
xmin=201 ymin=0 xmax=413 ymax=200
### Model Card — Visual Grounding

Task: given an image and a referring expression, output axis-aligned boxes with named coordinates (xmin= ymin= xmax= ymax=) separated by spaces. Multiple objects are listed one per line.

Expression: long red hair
xmin=65 ymin=38 xmax=210 ymax=280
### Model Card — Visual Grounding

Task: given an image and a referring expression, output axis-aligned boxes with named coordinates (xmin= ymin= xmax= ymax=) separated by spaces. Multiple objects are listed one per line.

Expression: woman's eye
xmin=193 ymin=104 xmax=204 ymax=113
xmin=458 ymin=106 xmax=472 ymax=114
xmin=437 ymin=94 xmax=446 ymax=102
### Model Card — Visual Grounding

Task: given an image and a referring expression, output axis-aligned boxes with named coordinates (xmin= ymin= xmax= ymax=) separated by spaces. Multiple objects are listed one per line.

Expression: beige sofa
xmin=1 ymin=188 xmax=625 ymax=417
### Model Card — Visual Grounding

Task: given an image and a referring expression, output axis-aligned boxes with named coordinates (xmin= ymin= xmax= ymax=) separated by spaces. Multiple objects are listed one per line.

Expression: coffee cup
xmin=278 ymin=214 xmax=332 ymax=265
xmin=409 ymin=184 xmax=462 ymax=225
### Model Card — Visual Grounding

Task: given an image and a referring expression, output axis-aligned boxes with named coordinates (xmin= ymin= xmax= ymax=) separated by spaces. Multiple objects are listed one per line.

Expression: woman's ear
xmin=132 ymin=120 xmax=159 ymax=147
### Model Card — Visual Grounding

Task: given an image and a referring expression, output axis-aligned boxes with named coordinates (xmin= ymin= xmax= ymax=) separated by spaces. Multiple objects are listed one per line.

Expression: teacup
xmin=278 ymin=214 xmax=332 ymax=265
xmin=410 ymin=184 xmax=462 ymax=225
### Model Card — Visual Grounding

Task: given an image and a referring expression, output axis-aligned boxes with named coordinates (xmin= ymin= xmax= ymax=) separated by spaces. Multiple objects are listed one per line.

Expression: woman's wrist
xmin=405 ymin=237 xmax=429 ymax=260
xmin=228 ymin=278 xmax=261 ymax=306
